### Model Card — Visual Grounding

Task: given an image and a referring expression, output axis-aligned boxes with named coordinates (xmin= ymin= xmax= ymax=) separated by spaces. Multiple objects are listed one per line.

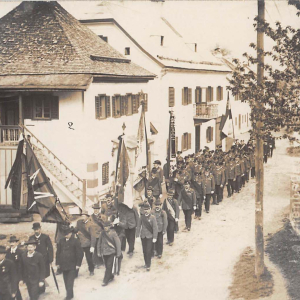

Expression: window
xmin=247 ymin=113 xmax=249 ymax=126
xmin=195 ymin=87 xmax=202 ymax=103
xmin=206 ymin=86 xmax=214 ymax=102
xmin=102 ymin=162 xmax=109 ymax=185
xmin=125 ymin=47 xmax=130 ymax=55
xmin=169 ymin=87 xmax=175 ymax=107
xmin=161 ymin=36 xmax=164 ymax=46
xmin=112 ymin=95 xmax=121 ymax=117
xmin=26 ymin=94 xmax=59 ymax=120
xmin=95 ymin=95 xmax=111 ymax=119
xmin=206 ymin=126 xmax=213 ymax=143
xmin=99 ymin=35 xmax=108 ymax=43
xmin=126 ymin=94 xmax=133 ymax=115
xmin=182 ymin=87 xmax=192 ymax=105
xmin=216 ymin=86 xmax=223 ymax=101
xmin=181 ymin=132 xmax=191 ymax=151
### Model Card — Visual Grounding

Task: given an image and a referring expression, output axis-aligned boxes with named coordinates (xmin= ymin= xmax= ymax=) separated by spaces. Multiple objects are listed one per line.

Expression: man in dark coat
xmin=30 ymin=222 xmax=53 ymax=286
xmin=146 ymin=168 xmax=162 ymax=200
xmin=191 ymin=172 xmax=205 ymax=219
xmin=56 ymin=227 xmax=84 ymax=300
xmin=75 ymin=212 xmax=94 ymax=276
xmin=178 ymin=181 xmax=196 ymax=231
xmin=22 ymin=239 xmax=45 ymax=300
xmin=6 ymin=236 xmax=23 ymax=300
xmin=97 ymin=220 xmax=122 ymax=286
xmin=162 ymin=189 xmax=179 ymax=246
xmin=0 ymin=245 xmax=17 ymax=300
xmin=203 ymin=168 xmax=215 ymax=213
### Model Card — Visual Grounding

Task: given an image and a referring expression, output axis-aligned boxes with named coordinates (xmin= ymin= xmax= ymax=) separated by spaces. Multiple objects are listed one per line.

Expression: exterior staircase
xmin=23 ymin=126 xmax=94 ymax=210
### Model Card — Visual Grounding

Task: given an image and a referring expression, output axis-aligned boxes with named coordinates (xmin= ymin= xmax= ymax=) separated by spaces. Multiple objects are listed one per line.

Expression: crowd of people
xmin=0 ymin=136 xmax=276 ymax=300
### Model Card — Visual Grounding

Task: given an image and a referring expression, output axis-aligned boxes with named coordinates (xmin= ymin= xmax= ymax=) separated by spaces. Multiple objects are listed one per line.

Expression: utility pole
xmin=255 ymin=0 xmax=265 ymax=278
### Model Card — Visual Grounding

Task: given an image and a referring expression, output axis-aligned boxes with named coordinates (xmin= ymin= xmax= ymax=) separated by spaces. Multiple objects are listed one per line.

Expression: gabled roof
xmin=0 ymin=1 xmax=155 ymax=79
xmin=67 ymin=1 xmax=231 ymax=73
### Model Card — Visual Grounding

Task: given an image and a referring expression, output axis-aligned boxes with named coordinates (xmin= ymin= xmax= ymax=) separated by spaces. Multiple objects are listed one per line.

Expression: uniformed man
xmin=97 ymin=220 xmax=122 ymax=286
xmin=147 ymin=168 xmax=162 ymax=200
xmin=153 ymin=160 xmax=164 ymax=183
xmin=22 ymin=238 xmax=45 ymax=300
xmin=30 ymin=222 xmax=53 ymax=292
xmin=101 ymin=194 xmax=118 ymax=219
xmin=145 ymin=186 xmax=156 ymax=208
xmin=192 ymin=172 xmax=206 ymax=219
xmin=152 ymin=199 xmax=168 ymax=258
xmin=178 ymin=181 xmax=196 ymax=231
xmin=162 ymin=189 xmax=179 ymax=246
xmin=227 ymin=157 xmax=236 ymax=197
xmin=6 ymin=236 xmax=23 ymax=300
xmin=0 ymin=245 xmax=17 ymax=300
xmin=213 ymin=161 xmax=225 ymax=205
xmin=75 ymin=212 xmax=94 ymax=276
xmin=88 ymin=202 xmax=104 ymax=268
xmin=234 ymin=157 xmax=242 ymax=192
xmin=203 ymin=168 xmax=215 ymax=213
xmin=56 ymin=227 xmax=83 ymax=300
xmin=136 ymin=203 xmax=158 ymax=271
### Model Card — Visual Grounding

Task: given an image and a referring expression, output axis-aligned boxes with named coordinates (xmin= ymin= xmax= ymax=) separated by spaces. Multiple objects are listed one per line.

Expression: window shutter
xmin=188 ymin=88 xmax=192 ymax=104
xmin=112 ymin=96 xmax=116 ymax=117
xmin=221 ymin=87 xmax=223 ymax=100
xmin=175 ymin=136 xmax=178 ymax=153
xmin=144 ymin=93 xmax=148 ymax=112
xmin=51 ymin=96 xmax=59 ymax=119
xmin=181 ymin=134 xmax=184 ymax=151
xmin=105 ymin=96 xmax=111 ymax=118
xmin=23 ymin=96 xmax=32 ymax=119
xmin=95 ymin=96 xmax=100 ymax=119
xmin=102 ymin=162 xmax=109 ymax=185
xmin=206 ymin=128 xmax=209 ymax=143
xmin=133 ymin=95 xmax=138 ymax=114
xmin=188 ymin=133 xmax=192 ymax=149
xmin=206 ymin=87 xmax=209 ymax=102
xmin=136 ymin=94 xmax=140 ymax=109
xmin=169 ymin=87 xmax=175 ymax=107
xmin=182 ymin=88 xmax=185 ymax=105
xmin=211 ymin=87 xmax=214 ymax=102
xmin=121 ymin=96 xmax=126 ymax=116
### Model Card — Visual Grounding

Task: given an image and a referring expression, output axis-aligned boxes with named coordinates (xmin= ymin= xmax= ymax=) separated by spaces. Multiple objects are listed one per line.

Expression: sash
xmin=191 ymin=180 xmax=203 ymax=195
xmin=91 ymin=214 xmax=104 ymax=229
xmin=77 ymin=220 xmax=91 ymax=240
xmin=148 ymin=177 xmax=159 ymax=188
xmin=102 ymin=231 xmax=116 ymax=250
xmin=181 ymin=189 xmax=193 ymax=207
xmin=166 ymin=199 xmax=176 ymax=220
xmin=141 ymin=215 xmax=153 ymax=234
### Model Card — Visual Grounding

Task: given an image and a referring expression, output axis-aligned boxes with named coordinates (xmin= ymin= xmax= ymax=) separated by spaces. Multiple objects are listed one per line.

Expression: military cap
xmin=154 ymin=199 xmax=162 ymax=206
xmin=151 ymin=167 xmax=158 ymax=174
xmin=143 ymin=203 xmax=151 ymax=210
xmin=147 ymin=186 xmax=153 ymax=191
xmin=25 ymin=238 xmax=38 ymax=245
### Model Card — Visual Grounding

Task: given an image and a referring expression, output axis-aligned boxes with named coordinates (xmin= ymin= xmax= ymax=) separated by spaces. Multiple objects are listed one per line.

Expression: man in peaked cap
xmin=153 ymin=160 xmax=164 ymax=183
xmin=97 ymin=220 xmax=122 ymax=287
xmin=162 ymin=189 xmax=179 ymax=246
xmin=22 ymin=238 xmax=45 ymax=300
xmin=0 ymin=245 xmax=17 ymax=300
xmin=6 ymin=236 xmax=23 ymax=300
xmin=136 ymin=203 xmax=158 ymax=271
xmin=146 ymin=168 xmax=162 ymax=200
xmin=203 ymin=168 xmax=215 ymax=213
xmin=29 ymin=222 xmax=53 ymax=291
xmin=56 ymin=227 xmax=83 ymax=300
xmin=88 ymin=201 xmax=104 ymax=268
xmin=152 ymin=199 xmax=168 ymax=258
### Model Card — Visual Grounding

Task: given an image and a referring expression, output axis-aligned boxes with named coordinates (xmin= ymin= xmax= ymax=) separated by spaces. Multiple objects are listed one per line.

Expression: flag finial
xmin=122 ymin=122 xmax=126 ymax=134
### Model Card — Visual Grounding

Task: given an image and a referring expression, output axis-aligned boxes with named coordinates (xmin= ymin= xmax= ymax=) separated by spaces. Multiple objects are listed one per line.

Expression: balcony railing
xmin=0 ymin=125 xmax=20 ymax=145
xmin=193 ymin=103 xmax=218 ymax=119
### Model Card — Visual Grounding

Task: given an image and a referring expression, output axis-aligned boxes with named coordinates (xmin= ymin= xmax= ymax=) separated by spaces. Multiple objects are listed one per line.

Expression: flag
xmin=220 ymin=92 xmax=235 ymax=139
xmin=115 ymin=136 xmax=133 ymax=208
xmin=5 ymin=134 xmax=25 ymax=209
xmin=133 ymin=102 xmax=149 ymax=192
xmin=24 ymin=139 xmax=68 ymax=223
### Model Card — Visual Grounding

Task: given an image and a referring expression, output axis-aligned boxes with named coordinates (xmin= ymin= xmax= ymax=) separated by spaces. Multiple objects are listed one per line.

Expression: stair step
xmin=62 ymin=179 xmax=72 ymax=186
xmin=58 ymin=174 xmax=67 ymax=181
xmin=73 ymin=189 xmax=83 ymax=198
xmin=67 ymin=184 xmax=78 ymax=192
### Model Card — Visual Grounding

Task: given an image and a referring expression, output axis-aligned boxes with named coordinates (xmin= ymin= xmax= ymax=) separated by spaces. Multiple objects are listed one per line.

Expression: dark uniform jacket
xmin=97 ymin=229 xmax=121 ymax=257
xmin=213 ymin=167 xmax=225 ymax=186
xmin=191 ymin=176 xmax=206 ymax=198
xmin=6 ymin=247 xmax=23 ymax=282
xmin=76 ymin=219 xmax=91 ymax=248
xmin=203 ymin=174 xmax=215 ymax=194
xmin=88 ymin=214 xmax=104 ymax=249
xmin=162 ymin=198 xmax=180 ymax=220
xmin=152 ymin=209 xmax=168 ymax=233
xmin=56 ymin=236 xmax=84 ymax=271
xmin=0 ymin=258 xmax=17 ymax=296
xmin=146 ymin=175 xmax=162 ymax=197
xmin=227 ymin=163 xmax=236 ymax=180
xmin=29 ymin=233 xmax=53 ymax=278
xmin=118 ymin=204 xmax=139 ymax=230
xmin=178 ymin=188 xmax=197 ymax=210
xmin=22 ymin=251 xmax=45 ymax=284
xmin=136 ymin=214 xmax=158 ymax=239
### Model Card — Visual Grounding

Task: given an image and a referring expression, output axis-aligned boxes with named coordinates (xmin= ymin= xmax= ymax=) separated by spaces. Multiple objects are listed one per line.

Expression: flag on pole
xmin=115 ymin=136 xmax=133 ymax=208
xmin=220 ymin=92 xmax=235 ymax=139
xmin=5 ymin=134 xmax=24 ymax=209
xmin=133 ymin=101 xmax=149 ymax=192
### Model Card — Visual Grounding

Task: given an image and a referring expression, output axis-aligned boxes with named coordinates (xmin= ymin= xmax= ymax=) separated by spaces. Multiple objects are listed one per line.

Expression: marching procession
xmin=0 ymin=135 xmax=276 ymax=300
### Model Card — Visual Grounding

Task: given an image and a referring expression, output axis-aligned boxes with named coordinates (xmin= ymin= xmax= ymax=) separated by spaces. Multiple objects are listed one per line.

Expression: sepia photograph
xmin=0 ymin=0 xmax=300 ymax=299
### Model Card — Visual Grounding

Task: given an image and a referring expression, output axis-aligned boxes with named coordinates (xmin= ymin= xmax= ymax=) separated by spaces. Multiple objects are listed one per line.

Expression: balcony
xmin=0 ymin=125 xmax=20 ymax=146
xmin=193 ymin=103 xmax=218 ymax=119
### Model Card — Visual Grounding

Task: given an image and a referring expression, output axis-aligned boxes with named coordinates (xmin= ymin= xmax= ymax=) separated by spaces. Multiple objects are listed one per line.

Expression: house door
xmin=195 ymin=125 xmax=200 ymax=153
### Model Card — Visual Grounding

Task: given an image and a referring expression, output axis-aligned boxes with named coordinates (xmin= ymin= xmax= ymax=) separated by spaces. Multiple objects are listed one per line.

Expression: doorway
xmin=195 ymin=125 xmax=201 ymax=153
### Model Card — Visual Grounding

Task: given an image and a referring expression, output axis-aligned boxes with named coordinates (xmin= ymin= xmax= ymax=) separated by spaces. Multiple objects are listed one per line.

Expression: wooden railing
xmin=193 ymin=103 xmax=218 ymax=119
xmin=0 ymin=125 xmax=20 ymax=145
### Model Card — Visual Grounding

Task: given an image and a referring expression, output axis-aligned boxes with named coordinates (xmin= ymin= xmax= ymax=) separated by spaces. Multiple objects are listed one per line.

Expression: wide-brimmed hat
xmin=9 ymin=236 xmax=19 ymax=243
xmin=32 ymin=222 xmax=41 ymax=230
xmin=25 ymin=238 xmax=38 ymax=245
xmin=153 ymin=160 xmax=161 ymax=165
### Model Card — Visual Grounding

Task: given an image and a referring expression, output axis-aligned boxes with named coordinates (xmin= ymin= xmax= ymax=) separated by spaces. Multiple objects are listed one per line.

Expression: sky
xmin=0 ymin=0 xmax=299 ymax=60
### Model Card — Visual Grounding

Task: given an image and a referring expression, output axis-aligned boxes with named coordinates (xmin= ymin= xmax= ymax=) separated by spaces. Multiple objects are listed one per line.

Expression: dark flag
xmin=25 ymin=139 xmax=68 ymax=223
xmin=5 ymin=134 xmax=24 ymax=209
